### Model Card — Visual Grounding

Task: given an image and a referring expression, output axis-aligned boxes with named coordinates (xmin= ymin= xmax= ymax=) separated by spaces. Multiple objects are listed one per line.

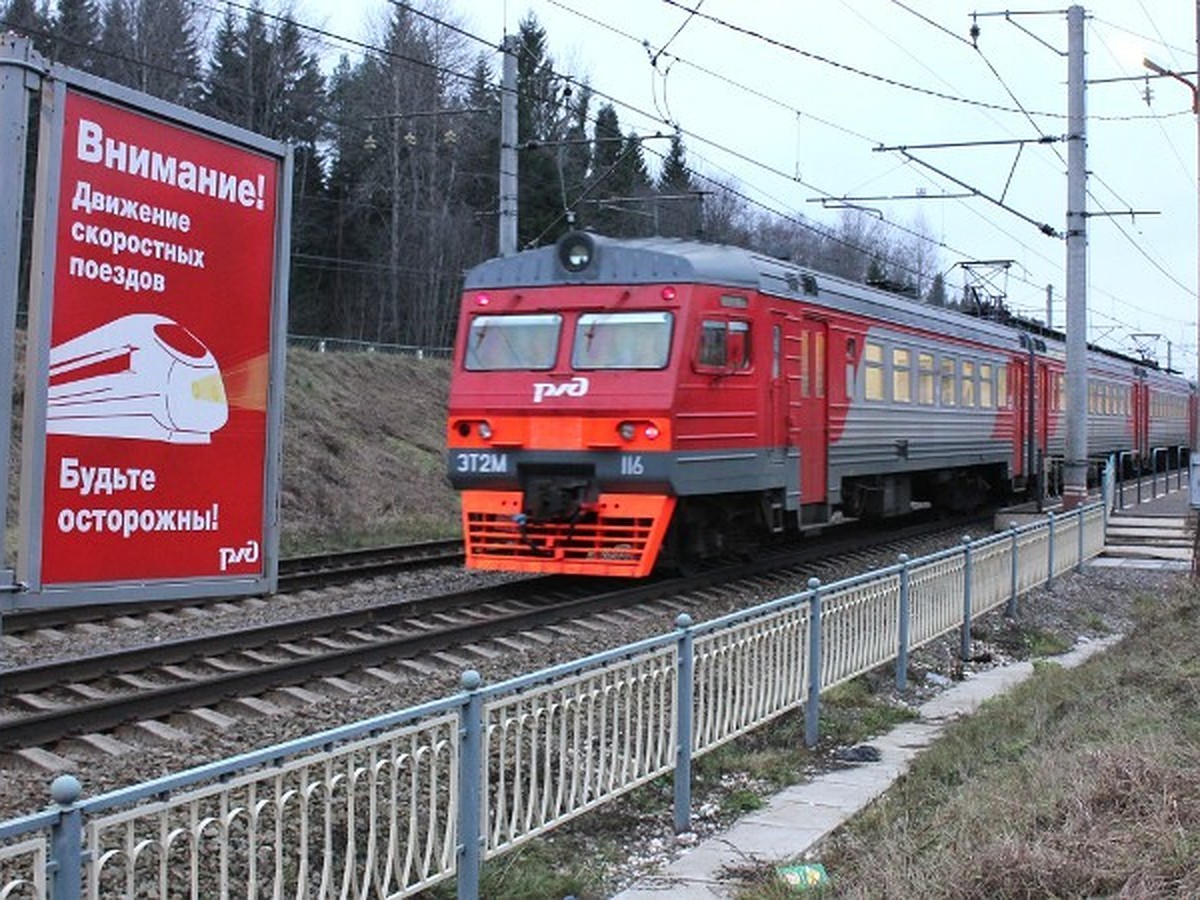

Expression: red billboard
xmin=37 ymin=90 xmax=281 ymax=585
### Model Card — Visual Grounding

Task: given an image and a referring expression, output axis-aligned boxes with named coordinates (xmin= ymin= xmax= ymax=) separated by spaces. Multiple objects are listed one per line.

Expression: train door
xmin=795 ymin=314 xmax=828 ymax=516
xmin=769 ymin=317 xmax=787 ymax=456
xmin=1012 ymin=359 xmax=1027 ymax=481
xmin=1037 ymin=362 xmax=1051 ymax=458
xmin=1134 ymin=371 xmax=1150 ymax=463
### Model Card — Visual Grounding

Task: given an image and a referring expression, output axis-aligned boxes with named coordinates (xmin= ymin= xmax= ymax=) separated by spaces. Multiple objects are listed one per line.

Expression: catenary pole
xmin=1063 ymin=5 xmax=1088 ymax=510
xmin=499 ymin=35 xmax=519 ymax=256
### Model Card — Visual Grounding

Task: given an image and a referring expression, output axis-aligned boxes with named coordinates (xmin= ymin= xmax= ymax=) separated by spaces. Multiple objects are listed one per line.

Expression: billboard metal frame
xmin=2 ymin=45 xmax=292 ymax=610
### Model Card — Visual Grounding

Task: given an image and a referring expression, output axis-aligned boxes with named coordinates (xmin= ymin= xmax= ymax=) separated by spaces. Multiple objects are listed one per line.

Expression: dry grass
xmin=801 ymin=583 xmax=1200 ymax=899
xmin=279 ymin=349 xmax=459 ymax=554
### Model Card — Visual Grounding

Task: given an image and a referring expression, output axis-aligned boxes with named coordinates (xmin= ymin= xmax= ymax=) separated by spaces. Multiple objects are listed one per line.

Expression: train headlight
xmin=618 ymin=421 xmax=661 ymax=442
xmin=557 ymin=232 xmax=595 ymax=272
xmin=455 ymin=420 xmax=494 ymax=440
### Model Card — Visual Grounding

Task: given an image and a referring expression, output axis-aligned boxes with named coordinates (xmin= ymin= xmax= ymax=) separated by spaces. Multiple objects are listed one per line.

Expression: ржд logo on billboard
xmin=38 ymin=90 xmax=280 ymax=585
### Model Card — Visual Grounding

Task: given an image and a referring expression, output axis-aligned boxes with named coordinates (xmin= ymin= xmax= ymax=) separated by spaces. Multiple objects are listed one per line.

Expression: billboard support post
xmin=0 ymin=34 xmax=44 ymax=595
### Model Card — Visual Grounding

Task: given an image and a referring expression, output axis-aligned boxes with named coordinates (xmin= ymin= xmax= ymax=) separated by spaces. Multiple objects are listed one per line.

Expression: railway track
xmin=0 ymin=514 xmax=990 ymax=755
xmin=0 ymin=538 xmax=464 ymax=636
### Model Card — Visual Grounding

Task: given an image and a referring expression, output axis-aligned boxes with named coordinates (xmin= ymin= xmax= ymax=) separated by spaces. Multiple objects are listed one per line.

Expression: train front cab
xmin=447 ymin=275 xmax=682 ymax=577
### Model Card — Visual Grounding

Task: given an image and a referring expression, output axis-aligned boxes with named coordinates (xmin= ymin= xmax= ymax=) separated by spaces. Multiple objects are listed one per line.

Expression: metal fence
xmin=1 ymin=482 xmax=1118 ymax=899
xmin=287 ymin=334 xmax=451 ymax=359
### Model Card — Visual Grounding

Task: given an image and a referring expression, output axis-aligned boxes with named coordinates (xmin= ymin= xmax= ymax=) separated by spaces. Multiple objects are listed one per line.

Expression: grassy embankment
xmin=750 ymin=580 xmax=1200 ymax=898
xmin=279 ymin=347 xmax=460 ymax=555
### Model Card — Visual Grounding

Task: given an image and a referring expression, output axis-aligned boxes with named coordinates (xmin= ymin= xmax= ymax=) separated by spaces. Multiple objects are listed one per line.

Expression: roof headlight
xmin=558 ymin=232 xmax=595 ymax=273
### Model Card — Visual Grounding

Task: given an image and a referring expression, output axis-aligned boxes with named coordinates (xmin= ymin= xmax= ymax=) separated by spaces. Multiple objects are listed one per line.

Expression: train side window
xmin=940 ymin=357 xmax=957 ymax=406
xmin=892 ymin=347 xmax=912 ymax=402
xmin=464 ymin=313 xmax=562 ymax=371
xmin=864 ymin=341 xmax=885 ymax=401
xmin=699 ymin=321 xmax=726 ymax=367
xmin=772 ymin=325 xmax=781 ymax=380
xmin=997 ymin=365 xmax=1008 ymax=408
xmin=730 ymin=321 xmax=751 ymax=370
xmin=979 ymin=363 xmax=993 ymax=408
xmin=799 ymin=332 xmax=810 ymax=397
xmin=815 ymin=333 xmax=825 ymax=397
xmin=961 ymin=360 xmax=975 ymax=407
xmin=696 ymin=319 xmax=751 ymax=372
xmin=918 ymin=352 xmax=935 ymax=404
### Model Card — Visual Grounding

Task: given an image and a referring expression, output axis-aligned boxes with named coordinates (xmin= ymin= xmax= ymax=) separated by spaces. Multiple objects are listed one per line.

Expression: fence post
xmin=1104 ymin=455 xmax=1114 ymax=528
xmin=1046 ymin=511 xmax=1056 ymax=589
xmin=1076 ymin=504 xmax=1085 ymax=572
xmin=895 ymin=554 xmax=910 ymax=692
xmin=49 ymin=775 xmax=82 ymax=900
xmin=804 ymin=577 xmax=822 ymax=748
xmin=673 ymin=613 xmax=694 ymax=834
xmin=960 ymin=535 xmax=973 ymax=662
xmin=1007 ymin=522 xmax=1019 ymax=618
xmin=457 ymin=670 xmax=484 ymax=900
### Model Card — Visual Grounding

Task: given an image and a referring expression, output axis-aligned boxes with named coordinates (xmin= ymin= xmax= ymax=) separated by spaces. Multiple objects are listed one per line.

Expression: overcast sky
xmin=293 ymin=1 xmax=1200 ymax=378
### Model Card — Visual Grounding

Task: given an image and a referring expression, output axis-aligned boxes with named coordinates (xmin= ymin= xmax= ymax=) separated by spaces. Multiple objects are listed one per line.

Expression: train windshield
xmin=572 ymin=312 xmax=673 ymax=370
xmin=464 ymin=314 xmax=562 ymax=370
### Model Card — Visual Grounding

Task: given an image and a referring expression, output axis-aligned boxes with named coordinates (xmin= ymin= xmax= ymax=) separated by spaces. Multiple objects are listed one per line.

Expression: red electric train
xmin=447 ymin=231 xmax=1195 ymax=577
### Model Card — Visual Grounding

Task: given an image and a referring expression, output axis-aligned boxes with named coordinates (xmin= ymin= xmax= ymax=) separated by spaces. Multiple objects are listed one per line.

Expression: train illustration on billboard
xmin=47 ymin=313 xmax=228 ymax=444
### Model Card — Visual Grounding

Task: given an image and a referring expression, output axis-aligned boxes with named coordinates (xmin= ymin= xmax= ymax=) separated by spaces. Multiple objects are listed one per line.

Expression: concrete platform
xmin=1100 ymin=486 xmax=1196 ymax=570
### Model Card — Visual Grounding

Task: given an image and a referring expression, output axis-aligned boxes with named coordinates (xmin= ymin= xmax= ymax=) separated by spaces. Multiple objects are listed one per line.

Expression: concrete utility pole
xmin=499 ymin=35 xmax=519 ymax=256
xmin=1063 ymin=4 xmax=1089 ymax=510
xmin=1141 ymin=1 xmax=1200 ymax=449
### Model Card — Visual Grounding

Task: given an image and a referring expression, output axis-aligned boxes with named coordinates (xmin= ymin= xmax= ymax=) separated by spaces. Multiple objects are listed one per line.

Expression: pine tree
xmin=609 ymin=131 xmax=652 ymax=237
xmin=454 ymin=54 xmax=499 ymax=241
xmin=657 ymin=132 xmax=691 ymax=194
xmin=202 ymin=6 xmax=248 ymax=125
xmin=93 ymin=0 xmax=137 ymax=87
xmin=52 ymin=0 xmax=99 ymax=69
xmin=128 ymin=0 xmax=200 ymax=104
xmin=926 ymin=272 xmax=948 ymax=307
xmin=656 ymin=132 xmax=698 ymax=237
xmin=516 ymin=14 xmax=568 ymax=247
xmin=585 ymin=102 xmax=623 ymax=234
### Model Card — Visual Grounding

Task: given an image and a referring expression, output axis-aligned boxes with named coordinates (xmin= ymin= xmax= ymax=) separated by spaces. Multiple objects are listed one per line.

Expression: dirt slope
xmin=279 ymin=348 xmax=458 ymax=554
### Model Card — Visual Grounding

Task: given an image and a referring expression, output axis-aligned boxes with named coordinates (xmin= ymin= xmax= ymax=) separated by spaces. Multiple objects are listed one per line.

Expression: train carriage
xmin=446 ymin=231 xmax=1194 ymax=578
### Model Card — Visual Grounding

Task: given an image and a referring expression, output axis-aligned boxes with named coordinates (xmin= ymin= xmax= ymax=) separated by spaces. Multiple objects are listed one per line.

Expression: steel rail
xmin=0 ymin=539 xmax=465 ymax=635
xmin=0 ymin=513 xmax=991 ymax=751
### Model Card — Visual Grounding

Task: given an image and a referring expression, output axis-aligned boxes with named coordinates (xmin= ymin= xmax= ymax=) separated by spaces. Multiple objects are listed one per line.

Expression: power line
xmin=539 ymin=0 xmax=1194 ymax=345
xmin=657 ymin=0 xmax=1066 ymax=118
